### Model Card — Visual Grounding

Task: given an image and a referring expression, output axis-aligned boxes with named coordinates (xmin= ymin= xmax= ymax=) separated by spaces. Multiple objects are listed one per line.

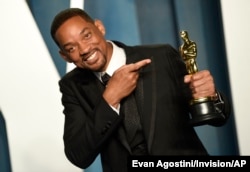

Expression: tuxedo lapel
xmin=136 ymin=58 xmax=156 ymax=153
xmin=117 ymin=41 xmax=157 ymax=153
xmin=108 ymin=41 xmax=157 ymax=153
xmin=124 ymin=48 xmax=156 ymax=153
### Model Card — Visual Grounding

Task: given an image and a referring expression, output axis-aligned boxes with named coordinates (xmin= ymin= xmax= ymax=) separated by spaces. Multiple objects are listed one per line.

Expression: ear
xmin=59 ymin=50 xmax=73 ymax=63
xmin=94 ymin=20 xmax=105 ymax=36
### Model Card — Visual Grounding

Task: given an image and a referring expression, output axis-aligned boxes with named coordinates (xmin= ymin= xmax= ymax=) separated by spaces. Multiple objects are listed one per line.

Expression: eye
xmin=65 ymin=46 xmax=76 ymax=53
xmin=84 ymin=32 xmax=91 ymax=39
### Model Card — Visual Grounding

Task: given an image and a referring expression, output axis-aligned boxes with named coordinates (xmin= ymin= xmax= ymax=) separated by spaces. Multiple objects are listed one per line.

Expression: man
xmin=50 ymin=8 xmax=230 ymax=172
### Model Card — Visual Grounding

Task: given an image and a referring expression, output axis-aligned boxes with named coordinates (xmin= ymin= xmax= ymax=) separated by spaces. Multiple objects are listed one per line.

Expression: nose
xmin=78 ymin=42 xmax=90 ymax=56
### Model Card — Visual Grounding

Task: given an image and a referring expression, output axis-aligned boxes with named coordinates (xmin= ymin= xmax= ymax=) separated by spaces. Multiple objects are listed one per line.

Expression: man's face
xmin=55 ymin=16 xmax=112 ymax=72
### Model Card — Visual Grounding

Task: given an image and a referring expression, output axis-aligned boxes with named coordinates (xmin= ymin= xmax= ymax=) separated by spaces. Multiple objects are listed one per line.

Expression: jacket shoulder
xmin=113 ymin=40 xmax=179 ymax=56
xmin=59 ymin=68 xmax=93 ymax=85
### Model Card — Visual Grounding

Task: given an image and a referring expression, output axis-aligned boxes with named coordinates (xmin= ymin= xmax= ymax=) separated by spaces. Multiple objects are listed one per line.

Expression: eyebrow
xmin=80 ymin=27 xmax=89 ymax=35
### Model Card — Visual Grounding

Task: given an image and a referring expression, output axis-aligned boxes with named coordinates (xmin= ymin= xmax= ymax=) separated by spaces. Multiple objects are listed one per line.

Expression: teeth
xmin=87 ymin=51 xmax=96 ymax=61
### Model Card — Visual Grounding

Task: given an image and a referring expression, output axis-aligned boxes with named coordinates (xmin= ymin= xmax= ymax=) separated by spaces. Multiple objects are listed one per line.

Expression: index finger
xmin=134 ymin=59 xmax=151 ymax=70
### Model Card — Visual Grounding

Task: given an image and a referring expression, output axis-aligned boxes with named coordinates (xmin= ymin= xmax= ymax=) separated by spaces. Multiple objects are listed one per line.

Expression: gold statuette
xmin=179 ymin=30 xmax=224 ymax=126
xmin=179 ymin=30 xmax=198 ymax=74
xmin=179 ymin=30 xmax=216 ymax=104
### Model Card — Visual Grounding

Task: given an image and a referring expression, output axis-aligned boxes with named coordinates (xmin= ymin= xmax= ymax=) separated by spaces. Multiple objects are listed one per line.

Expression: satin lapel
xmin=136 ymin=56 xmax=156 ymax=153
xmin=110 ymin=42 xmax=157 ymax=153
xmin=122 ymin=44 xmax=157 ymax=153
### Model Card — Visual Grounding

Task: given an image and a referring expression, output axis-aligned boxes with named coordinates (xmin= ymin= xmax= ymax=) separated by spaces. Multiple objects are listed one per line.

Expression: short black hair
xmin=50 ymin=8 xmax=94 ymax=46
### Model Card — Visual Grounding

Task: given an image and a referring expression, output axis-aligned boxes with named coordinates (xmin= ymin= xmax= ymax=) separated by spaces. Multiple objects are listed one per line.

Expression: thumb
xmin=184 ymin=74 xmax=192 ymax=83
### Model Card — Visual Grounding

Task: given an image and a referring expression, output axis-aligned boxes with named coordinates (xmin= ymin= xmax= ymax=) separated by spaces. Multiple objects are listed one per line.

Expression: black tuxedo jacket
xmin=59 ymin=41 xmax=230 ymax=172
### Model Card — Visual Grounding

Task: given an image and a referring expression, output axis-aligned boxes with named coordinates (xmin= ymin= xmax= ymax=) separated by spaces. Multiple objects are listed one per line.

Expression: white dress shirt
xmin=95 ymin=41 xmax=126 ymax=113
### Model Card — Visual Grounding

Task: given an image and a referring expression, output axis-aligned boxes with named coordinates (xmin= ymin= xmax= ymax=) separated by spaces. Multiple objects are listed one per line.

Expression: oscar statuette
xmin=179 ymin=30 xmax=224 ymax=126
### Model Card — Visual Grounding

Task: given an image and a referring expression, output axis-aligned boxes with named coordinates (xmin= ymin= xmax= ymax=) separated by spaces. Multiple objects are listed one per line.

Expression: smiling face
xmin=55 ymin=16 xmax=112 ymax=72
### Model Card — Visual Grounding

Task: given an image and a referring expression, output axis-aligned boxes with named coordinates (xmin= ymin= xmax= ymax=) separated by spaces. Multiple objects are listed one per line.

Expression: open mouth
xmin=85 ymin=51 xmax=97 ymax=61
xmin=82 ymin=51 xmax=99 ymax=66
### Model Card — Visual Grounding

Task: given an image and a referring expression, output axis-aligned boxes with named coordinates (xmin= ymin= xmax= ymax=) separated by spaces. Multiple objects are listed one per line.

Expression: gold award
xmin=179 ymin=30 xmax=216 ymax=104
xmin=179 ymin=30 xmax=198 ymax=75
xmin=179 ymin=30 xmax=223 ymax=126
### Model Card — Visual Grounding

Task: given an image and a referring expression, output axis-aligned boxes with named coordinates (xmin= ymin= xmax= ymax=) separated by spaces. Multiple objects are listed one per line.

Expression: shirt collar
xmin=96 ymin=41 xmax=126 ymax=80
xmin=106 ymin=41 xmax=126 ymax=76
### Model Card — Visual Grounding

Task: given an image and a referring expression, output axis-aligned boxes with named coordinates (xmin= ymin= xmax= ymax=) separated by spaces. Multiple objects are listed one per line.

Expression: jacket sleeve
xmin=208 ymin=91 xmax=231 ymax=126
xmin=59 ymin=78 xmax=123 ymax=169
